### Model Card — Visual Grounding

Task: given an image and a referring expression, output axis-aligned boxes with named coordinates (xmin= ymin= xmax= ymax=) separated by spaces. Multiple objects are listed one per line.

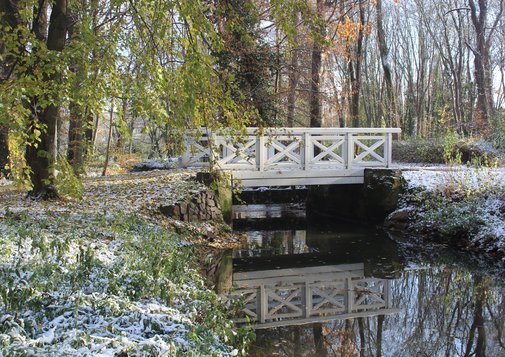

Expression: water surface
xmin=229 ymin=204 xmax=505 ymax=357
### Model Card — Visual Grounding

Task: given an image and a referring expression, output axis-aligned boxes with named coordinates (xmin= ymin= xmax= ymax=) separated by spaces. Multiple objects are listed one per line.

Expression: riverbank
xmin=386 ymin=166 xmax=505 ymax=264
xmin=0 ymin=171 xmax=251 ymax=355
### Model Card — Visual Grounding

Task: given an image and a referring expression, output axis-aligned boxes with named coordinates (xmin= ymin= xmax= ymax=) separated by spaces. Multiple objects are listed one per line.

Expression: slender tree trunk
xmin=102 ymin=98 xmax=114 ymax=176
xmin=67 ymin=12 xmax=85 ymax=175
xmin=286 ymin=11 xmax=300 ymax=128
xmin=309 ymin=0 xmax=325 ymax=128
xmin=0 ymin=1 xmax=21 ymax=80
xmin=468 ymin=0 xmax=495 ymax=133
xmin=464 ymin=276 xmax=487 ymax=357
xmin=84 ymin=1 xmax=99 ymax=152
xmin=327 ymin=59 xmax=345 ymax=127
xmin=0 ymin=126 xmax=8 ymax=176
xmin=376 ymin=0 xmax=395 ymax=128
xmin=377 ymin=314 xmax=384 ymax=357
xmin=274 ymin=26 xmax=281 ymax=124
xmin=350 ymin=1 xmax=365 ymax=128
xmin=287 ymin=46 xmax=299 ymax=127
xmin=293 ymin=326 xmax=301 ymax=357
xmin=68 ymin=103 xmax=85 ymax=175
xmin=313 ymin=323 xmax=327 ymax=356
xmin=116 ymin=97 xmax=128 ymax=150
xmin=91 ymin=113 xmax=100 ymax=149
xmin=358 ymin=317 xmax=366 ymax=357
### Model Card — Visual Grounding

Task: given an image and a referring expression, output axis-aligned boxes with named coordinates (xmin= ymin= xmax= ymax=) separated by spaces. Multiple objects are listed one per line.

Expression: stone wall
xmin=160 ymin=189 xmax=223 ymax=222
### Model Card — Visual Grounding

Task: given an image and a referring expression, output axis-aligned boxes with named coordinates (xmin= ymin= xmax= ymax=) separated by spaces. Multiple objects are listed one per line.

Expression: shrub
xmin=0 ymin=213 xmax=253 ymax=355
xmin=53 ymin=156 xmax=84 ymax=199
xmin=393 ymin=136 xmax=500 ymax=165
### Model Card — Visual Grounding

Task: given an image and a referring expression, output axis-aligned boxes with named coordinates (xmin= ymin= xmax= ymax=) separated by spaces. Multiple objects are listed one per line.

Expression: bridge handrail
xmin=182 ymin=127 xmax=401 ymax=171
xmin=184 ymin=127 xmax=401 ymax=135
xmin=227 ymin=275 xmax=396 ymax=328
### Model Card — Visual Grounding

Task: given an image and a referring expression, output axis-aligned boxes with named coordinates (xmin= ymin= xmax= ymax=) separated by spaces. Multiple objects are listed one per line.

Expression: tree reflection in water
xmin=230 ymin=206 xmax=504 ymax=356
xmin=247 ymin=268 xmax=503 ymax=357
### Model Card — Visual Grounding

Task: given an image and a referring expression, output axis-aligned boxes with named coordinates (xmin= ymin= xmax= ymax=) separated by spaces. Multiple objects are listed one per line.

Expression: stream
xmin=226 ymin=203 xmax=505 ymax=357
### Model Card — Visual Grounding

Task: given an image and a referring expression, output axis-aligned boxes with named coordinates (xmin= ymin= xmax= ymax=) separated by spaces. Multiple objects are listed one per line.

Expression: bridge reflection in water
xmin=226 ymin=262 xmax=398 ymax=329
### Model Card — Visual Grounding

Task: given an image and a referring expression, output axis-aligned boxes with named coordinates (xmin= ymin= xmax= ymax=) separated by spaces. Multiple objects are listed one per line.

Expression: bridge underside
xmin=230 ymin=168 xmax=365 ymax=187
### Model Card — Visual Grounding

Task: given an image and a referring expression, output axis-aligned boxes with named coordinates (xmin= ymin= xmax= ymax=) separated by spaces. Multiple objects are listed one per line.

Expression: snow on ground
xmin=400 ymin=166 xmax=505 ymax=257
xmin=0 ymin=170 xmax=205 ymax=218
xmin=0 ymin=171 xmax=248 ymax=356
xmin=402 ymin=166 xmax=505 ymax=191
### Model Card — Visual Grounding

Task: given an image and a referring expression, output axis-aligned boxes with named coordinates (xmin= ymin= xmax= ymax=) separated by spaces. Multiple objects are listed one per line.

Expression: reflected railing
xmin=226 ymin=263 xmax=399 ymax=329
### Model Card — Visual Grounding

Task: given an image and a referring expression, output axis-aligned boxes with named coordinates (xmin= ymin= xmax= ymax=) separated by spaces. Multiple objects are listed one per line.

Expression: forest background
xmin=1 ymin=0 xmax=504 ymax=197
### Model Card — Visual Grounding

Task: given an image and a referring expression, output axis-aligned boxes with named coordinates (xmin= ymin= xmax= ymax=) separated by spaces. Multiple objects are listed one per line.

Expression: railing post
xmin=385 ymin=280 xmax=392 ymax=308
xmin=385 ymin=132 xmax=393 ymax=168
xmin=303 ymin=132 xmax=311 ymax=170
xmin=256 ymin=135 xmax=266 ymax=171
xmin=181 ymin=134 xmax=191 ymax=168
xmin=258 ymin=285 xmax=267 ymax=323
xmin=345 ymin=132 xmax=354 ymax=169
xmin=302 ymin=281 xmax=311 ymax=318
xmin=209 ymin=130 xmax=219 ymax=167
xmin=345 ymin=277 xmax=354 ymax=313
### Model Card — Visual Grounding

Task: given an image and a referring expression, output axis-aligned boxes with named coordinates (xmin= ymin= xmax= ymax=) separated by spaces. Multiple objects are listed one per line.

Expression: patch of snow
xmin=132 ymin=159 xmax=178 ymax=172
xmin=0 ymin=207 xmax=242 ymax=356
xmin=0 ymin=177 xmax=11 ymax=186
xmin=402 ymin=167 xmax=505 ymax=191
xmin=402 ymin=167 xmax=505 ymax=256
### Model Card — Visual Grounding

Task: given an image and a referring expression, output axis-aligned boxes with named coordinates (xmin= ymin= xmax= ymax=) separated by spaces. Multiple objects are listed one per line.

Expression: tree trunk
xmin=25 ymin=0 xmax=67 ymax=197
xmin=87 ymin=113 xmax=100 ymax=155
xmin=376 ymin=0 xmax=395 ymax=128
xmin=84 ymin=1 xmax=99 ymax=153
xmin=68 ymin=103 xmax=85 ymax=175
xmin=102 ymin=97 xmax=114 ymax=176
xmin=287 ymin=45 xmax=299 ymax=127
xmin=358 ymin=317 xmax=366 ymax=357
xmin=116 ymin=97 xmax=128 ymax=150
xmin=377 ymin=314 xmax=384 ymax=357
xmin=0 ymin=126 xmax=8 ymax=176
xmin=464 ymin=276 xmax=487 ymax=357
xmin=286 ymin=11 xmax=301 ymax=128
xmin=313 ymin=323 xmax=327 ymax=356
xmin=309 ymin=0 xmax=325 ymax=128
xmin=67 ymin=12 xmax=85 ymax=176
xmin=468 ymin=0 xmax=494 ymax=134
xmin=350 ymin=0 xmax=365 ymax=128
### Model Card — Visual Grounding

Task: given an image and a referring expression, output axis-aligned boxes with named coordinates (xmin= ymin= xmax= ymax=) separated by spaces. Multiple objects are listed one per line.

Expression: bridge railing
xmin=181 ymin=127 xmax=401 ymax=171
xmin=226 ymin=263 xmax=398 ymax=329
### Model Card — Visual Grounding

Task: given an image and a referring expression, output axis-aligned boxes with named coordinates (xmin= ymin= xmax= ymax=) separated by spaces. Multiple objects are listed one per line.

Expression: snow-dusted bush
xmin=0 ymin=212 xmax=252 ymax=356
xmin=400 ymin=168 xmax=505 ymax=257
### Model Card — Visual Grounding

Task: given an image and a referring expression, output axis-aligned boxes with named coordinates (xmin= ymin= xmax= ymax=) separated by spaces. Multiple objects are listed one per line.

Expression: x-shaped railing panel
xmin=264 ymin=138 xmax=302 ymax=168
xmin=266 ymin=287 xmax=303 ymax=318
xmin=182 ymin=128 xmax=400 ymax=172
xmin=310 ymin=136 xmax=346 ymax=167
xmin=216 ymin=137 xmax=257 ymax=168
xmin=310 ymin=285 xmax=346 ymax=313
xmin=353 ymin=136 xmax=386 ymax=164
xmin=353 ymin=279 xmax=386 ymax=308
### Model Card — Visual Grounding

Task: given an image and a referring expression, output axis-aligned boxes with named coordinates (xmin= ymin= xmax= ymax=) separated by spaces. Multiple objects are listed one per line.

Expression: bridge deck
xmin=182 ymin=127 xmax=401 ymax=187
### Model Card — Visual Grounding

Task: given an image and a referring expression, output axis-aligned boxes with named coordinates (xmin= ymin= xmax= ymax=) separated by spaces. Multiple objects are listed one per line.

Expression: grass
xmin=0 ymin=171 xmax=252 ymax=356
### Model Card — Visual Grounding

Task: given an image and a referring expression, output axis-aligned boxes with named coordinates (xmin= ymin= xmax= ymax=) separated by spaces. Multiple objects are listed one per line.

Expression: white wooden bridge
xmin=227 ymin=263 xmax=398 ymax=329
xmin=182 ymin=127 xmax=401 ymax=187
